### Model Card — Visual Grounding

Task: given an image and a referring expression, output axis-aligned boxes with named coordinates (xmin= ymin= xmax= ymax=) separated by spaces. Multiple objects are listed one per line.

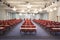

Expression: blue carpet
xmin=5 ymin=21 xmax=24 ymax=36
xmin=4 ymin=20 xmax=51 ymax=36
xmin=0 ymin=21 xmax=60 ymax=40
xmin=32 ymin=21 xmax=51 ymax=36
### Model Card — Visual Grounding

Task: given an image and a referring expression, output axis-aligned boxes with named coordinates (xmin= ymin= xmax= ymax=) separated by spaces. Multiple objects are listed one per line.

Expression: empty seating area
xmin=33 ymin=19 xmax=60 ymax=35
xmin=0 ymin=0 xmax=60 ymax=40
xmin=20 ymin=19 xmax=36 ymax=33
xmin=0 ymin=19 xmax=22 ymax=35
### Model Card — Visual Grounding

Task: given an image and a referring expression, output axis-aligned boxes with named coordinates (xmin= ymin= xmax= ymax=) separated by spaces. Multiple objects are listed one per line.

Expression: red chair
xmin=20 ymin=19 xmax=36 ymax=33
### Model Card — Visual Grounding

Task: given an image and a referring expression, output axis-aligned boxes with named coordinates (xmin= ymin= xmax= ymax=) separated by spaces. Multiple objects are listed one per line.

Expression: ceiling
xmin=0 ymin=0 xmax=59 ymax=13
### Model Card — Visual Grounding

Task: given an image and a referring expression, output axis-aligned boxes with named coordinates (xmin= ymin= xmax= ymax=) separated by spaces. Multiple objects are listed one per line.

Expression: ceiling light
xmin=34 ymin=9 xmax=38 ymax=13
xmin=27 ymin=9 xmax=30 ymax=12
xmin=26 ymin=3 xmax=32 ymax=8
xmin=33 ymin=14 xmax=35 ymax=16
xmin=50 ymin=9 xmax=53 ymax=12
xmin=52 ymin=2 xmax=54 ymax=5
xmin=21 ymin=10 xmax=25 ymax=12
xmin=39 ymin=8 xmax=43 ymax=12
xmin=54 ymin=7 xmax=57 ymax=10
xmin=19 ymin=13 xmax=22 ymax=16
xmin=12 ymin=7 xmax=16 ymax=11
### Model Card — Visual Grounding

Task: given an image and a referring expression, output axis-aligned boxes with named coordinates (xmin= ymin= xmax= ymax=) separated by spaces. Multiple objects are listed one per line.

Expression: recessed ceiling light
xmin=26 ymin=3 xmax=32 ymax=8
xmin=50 ymin=9 xmax=53 ymax=12
xmin=52 ymin=2 xmax=54 ymax=5
xmin=27 ymin=9 xmax=30 ymax=12
xmin=21 ymin=10 xmax=25 ymax=12
xmin=54 ymin=7 xmax=57 ymax=10
xmin=34 ymin=9 xmax=38 ymax=13
xmin=33 ymin=14 xmax=35 ymax=16
xmin=19 ymin=13 xmax=22 ymax=16
xmin=12 ymin=7 xmax=16 ymax=11
xmin=39 ymin=8 xmax=43 ymax=12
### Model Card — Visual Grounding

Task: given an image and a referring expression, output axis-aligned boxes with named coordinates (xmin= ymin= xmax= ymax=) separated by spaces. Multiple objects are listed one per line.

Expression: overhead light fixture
xmin=21 ymin=10 xmax=25 ymax=12
xmin=39 ymin=8 xmax=43 ymax=12
xmin=33 ymin=14 xmax=35 ymax=16
xmin=34 ymin=9 xmax=38 ymax=13
xmin=50 ymin=9 xmax=53 ymax=12
xmin=52 ymin=2 xmax=54 ymax=5
xmin=53 ymin=7 xmax=57 ymax=10
xmin=26 ymin=3 xmax=32 ymax=8
xmin=27 ymin=9 xmax=30 ymax=12
xmin=12 ymin=7 xmax=16 ymax=11
xmin=19 ymin=13 xmax=22 ymax=16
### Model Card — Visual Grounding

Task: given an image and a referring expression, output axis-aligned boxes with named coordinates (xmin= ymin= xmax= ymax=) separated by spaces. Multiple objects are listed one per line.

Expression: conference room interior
xmin=0 ymin=0 xmax=60 ymax=39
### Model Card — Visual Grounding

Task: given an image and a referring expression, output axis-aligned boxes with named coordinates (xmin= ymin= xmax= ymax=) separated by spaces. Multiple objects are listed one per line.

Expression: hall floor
xmin=1 ymin=20 xmax=51 ymax=36
xmin=0 ymin=20 xmax=60 ymax=40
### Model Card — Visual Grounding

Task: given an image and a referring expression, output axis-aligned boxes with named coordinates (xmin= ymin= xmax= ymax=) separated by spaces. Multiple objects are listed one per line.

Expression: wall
xmin=48 ymin=9 xmax=58 ymax=22
xmin=35 ymin=14 xmax=40 ymax=20
xmin=57 ymin=7 xmax=60 ymax=22
xmin=40 ymin=13 xmax=48 ymax=20
xmin=0 ymin=9 xmax=8 ymax=20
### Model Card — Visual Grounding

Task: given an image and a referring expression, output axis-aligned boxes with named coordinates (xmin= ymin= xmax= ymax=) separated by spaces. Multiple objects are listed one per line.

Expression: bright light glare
xmin=50 ymin=9 xmax=53 ymax=12
xmin=39 ymin=8 xmax=43 ymax=12
xmin=34 ymin=9 xmax=38 ymax=13
xmin=21 ymin=10 xmax=25 ymax=12
xmin=54 ymin=7 xmax=57 ymax=10
xmin=27 ymin=9 xmax=30 ymax=12
xmin=19 ymin=13 xmax=22 ymax=16
xmin=26 ymin=3 xmax=32 ymax=8
xmin=33 ymin=14 xmax=35 ymax=16
xmin=13 ymin=7 xmax=16 ymax=11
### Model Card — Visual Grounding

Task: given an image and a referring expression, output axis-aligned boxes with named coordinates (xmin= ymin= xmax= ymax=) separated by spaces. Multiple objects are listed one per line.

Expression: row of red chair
xmin=0 ymin=19 xmax=22 ymax=34
xmin=33 ymin=19 xmax=60 ymax=35
xmin=20 ymin=19 xmax=36 ymax=32
xmin=23 ymin=19 xmax=33 ymax=25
